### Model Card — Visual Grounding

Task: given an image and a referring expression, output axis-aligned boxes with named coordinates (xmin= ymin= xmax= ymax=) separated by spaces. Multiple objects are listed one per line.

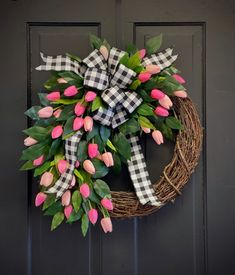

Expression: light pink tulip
xmin=138 ymin=72 xmax=151 ymax=83
xmin=61 ymin=190 xmax=71 ymax=206
xmin=73 ymin=117 xmax=84 ymax=131
xmin=57 ymin=78 xmax=68 ymax=84
xmin=75 ymin=160 xmax=80 ymax=168
xmin=154 ymin=106 xmax=169 ymax=117
xmin=174 ymin=90 xmax=188 ymax=98
xmin=152 ymin=130 xmax=164 ymax=145
xmin=84 ymin=116 xmax=93 ymax=132
xmin=96 ymin=154 xmax=103 ymax=161
xmin=139 ymin=49 xmax=146 ymax=59
xmin=35 ymin=192 xmax=47 ymax=207
xmin=40 ymin=172 xmax=53 ymax=187
xmin=145 ymin=64 xmax=160 ymax=74
xmin=88 ymin=209 xmax=98 ymax=224
xmin=141 ymin=127 xmax=151 ymax=134
xmin=102 ymin=152 xmax=114 ymax=167
xmin=24 ymin=136 xmax=38 ymax=146
xmin=74 ymin=103 xmax=86 ymax=116
xmin=101 ymin=198 xmax=114 ymax=211
xmin=80 ymin=183 xmax=90 ymax=198
xmin=70 ymin=175 xmax=76 ymax=187
xmin=53 ymin=108 xmax=62 ymax=118
xmin=46 ymin=91 xmax=60 ymax=101
xmin=88 ymin=143 xmax=98 ymax=158
xmin=51 ymin=125 xmax=63 ymax=139
xmin=100 ymin=217 xmax=113 ymax=233
xmin=150 ymin=89 xmax=165 ymax=100
xmin=64 ymin=85 xmax=78 ymax=97
xmin=83 ymin=160 xmax=96 ymax=175
xmin=57 ymin=159 xmax=68 ymax=174
xmin=85 ymin=91 xmax=97 ymax=102
xmin=33 ymin=155 xmax=44 ymax=166
xmin=158 ymin=95 xmax=173 ymax=110
xmin=99 ymin=45 xmax=109 ymax=60
xmin=173 ymin=74 xmax=186 ymax=84
xmin=38 ymin=106 xmax=53 ymax=118
xmin=64 ymin=205 xmax=73 ymax=219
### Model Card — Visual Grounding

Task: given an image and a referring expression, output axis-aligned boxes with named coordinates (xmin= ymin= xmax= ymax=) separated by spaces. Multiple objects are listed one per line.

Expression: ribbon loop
xmin=108 ymin=47 xmax=126 ymax=75
xmin=110 ymin=63 xmax=136 ymax=88
xmin=122 ymin=91 xmax=143 ymax=113
xmin=83 ymin=49 xmax=107 ymax=70
xmin=101 ymin=86 xmax=125 ymax=108
xmin=84 ymin=67 xmax=109 ymax=90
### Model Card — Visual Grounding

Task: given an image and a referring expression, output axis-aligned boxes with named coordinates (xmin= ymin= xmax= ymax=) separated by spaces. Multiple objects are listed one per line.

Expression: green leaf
xmin=165 ymin=117 xmax=183 ymax=130
xmin=146 ymin=34 xmax=163 ymax=55
xmin=119 ymin=118 xmax=140 ymax=134
xmin=81 ymin=214 xmax=89 ymax=237
xmin=23 ymin=126 xmax=51 ymax=141
xmin=38 ymin=93 xmax=50 ymax=106
xmin=142 ymin=79 xmax=158 ymax=91
xmin=112 ymin=153 xmax=121 ymax=174
xmin=89 ymin=34 xmax=103 ymax=49
xmin=138 ymin=116 xmax=155 ymax=129
xmin=21 ymin=142 xmax=50 ymax=161
xmin=94 ymin=179 xmax=111 ymax=198
xmin=44 ymin=201 xmax=63 ymax=216
xmin=129 ymin=79 xmax=141 ymax=90
xmin=156 ymin=75 xmax=185 ymax=95
xmin=24 ymin=106 xmax=41 ymax=120
xmin=113 ymin=133 xmax=131 ymax=160
xmin=100 ymin=125 xmax=111 ymax=143
xmin=52 ymin=99 xmax=79 ymax=105
xmin=51 ymin=212 xmax=64 ymax=231
xmin=72 ymin=190 xmax=82 ymax=212
xmin=74 ymin=169 xmax=84 ymax=182
xmin=66 ymin=52 xmax=81 ymax=63
xmin=126 ymin=44 xmax=138 ymax=55
xmin=92 ymin=159 xmax=109 ymax=178
xmin=34 ymin=161 xmax=51 ymax=177
xmin=126 ymin=52 xmax=141 ymax=69
xmin=20 ymin=160 xmax=34 ymax=171
xmin=89 ymin=190 xmax=100 ymax=204
xmin=76 ymin=140 xmax=88 ymax=162
xmin=44 ymin=75 xmax=58 ymax=90
xmin=94 ymin=134 xmax=104 ymax=152
xmin=57 ymin=105 xmax=75 ymax=121
xmin=47 ymin=138 xmax=62 ymax=159
xmin=137 ymin=103 xmax=154 ymax=116
xmin=161 ymin=123 xmax=174 ymax=140
xmin=58 ymin=71 xmax=83 ymax=84
xmin=138 ymin=89 xmax=155 ymax=102
xmin=106 ymin=139 xmax=117 ymax=152
xmin=42 ymin=194 xmax=56 ymax=211
xmin=62 ymin=115 xmax=75 ymax=139
xmin=86 ymin=123 xmax=99 ymax=141
xmin=119 ymin=53 xmax=129 ymax=66
xmin=91 ymin=96 xmax=102 ymax=112
xmin=67 ymin=208 xmax=83 ymax=223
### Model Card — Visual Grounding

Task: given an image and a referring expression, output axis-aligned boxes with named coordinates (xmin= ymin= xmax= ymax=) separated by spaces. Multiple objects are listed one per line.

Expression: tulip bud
xmin=150 ymin=89 xmax=165 ymax=100
xmin=139 ymin=49 xmax=146 ymax=59
xmin=138 ymin=72 xmax=151 ymax=83
xmin=85 ymin=91 xmax=97 ymax=102
xmin=57 ymin=159 xmax=68 ymax=174
xmin=33 ymin=155 xmax=44 ymax=166
xmin=174 ymin=90 xmax=188 ymax=98
xmin=64 ymin=205 xmax=73 ymax=219
xmin=102 ymin=152 xmax=114 ymax=167
xmin=145 ymin=64 xmax=160 ymax=74
xmin=83 ymin=160 xmax=96 ymax=175
xmin=46 ymin=91 xmax=60 ymax=101
xmin=158 ymin=95 xmax=173 ymax=110
xmin=74 ymin=103 xmax=86 ymax=116
xmin=64 ymin=85 xmax=78 ymax=97
xmin=53 ymin=108 xmax=62 ymax=118
xmin=154 ymin=106 xmax=169 ymax=117
xmin=61 ymin=190 xmax=71 ymax=206
xmin=51 ymin=125 xmax=63 ymax=139
xmin=40 ymin=171 xmax=53 ymax=187
xmin=70 ymin=175 xmax=76 ymax=188
xmin=38 ymin=106 xmax=53 ymax=118
xmin=99 ymin=45 xmax=109 ymax=60
xmin=35 ymin=192 xmax=47 ymax=207
xmin=101 ymin=198 xmax=114 ymax=211
xmin=57 ymin=78 xmax=68 ymax=84
xmin=84 ymin=116 xmax=93 ymax=132
xmin=73 ymin=117 xmax=84 ymax=131
xmin=80 ymin=183 xmax=90 ymax=198
xmin=141 ymin=127 xmax=151 ymax=134
xmin=24 ymin=136 xmax=38 ymax=146
xmin=75 ymin=160 xmax=80 ymax=168
xmin=152 ymin=130 xmax=164 ymax=145
xmin=100 ymin=217 xmax=113 ymax=233
xmin=88 ymin=143 xmax=98 ymax=158
xmin=173 ymin=74 xmax=186 ymax=84
xmin=88 ymin=209 xmax=98 ymax=224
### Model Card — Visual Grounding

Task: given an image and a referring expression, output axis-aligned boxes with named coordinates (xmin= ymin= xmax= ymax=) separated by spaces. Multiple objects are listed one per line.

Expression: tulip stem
xmin=88 ymin=200 xmax=92 ymax=209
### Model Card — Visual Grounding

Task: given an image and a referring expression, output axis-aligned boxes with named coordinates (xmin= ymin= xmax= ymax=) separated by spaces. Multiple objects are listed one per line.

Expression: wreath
xmin=20 ymin=34 xmax=202 ymax=235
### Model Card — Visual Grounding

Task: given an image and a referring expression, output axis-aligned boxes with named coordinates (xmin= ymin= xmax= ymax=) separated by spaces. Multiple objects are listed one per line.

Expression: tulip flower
xmin=57 ymin=159 xmax=68 ymax=174
xmin=88 ymin=143 xmax=99 ymax=158
xmin=33 ymin=155 xmax=44 ymax=166
xmin=51 ymin=125 xmax=63 ymax=139
xmin=152 ymin=130 xmax=164 ymax=145
xmin=100 ymin=217 xmax=113 ymax=233
xmin=40 ymin=171 xmax=53 ymax=187
xmin=24 ymin=136 xmax=38 ymax=146
xmin=75 ymin=160 xmax=80 ymax=168
xmin=70 ymin=175 xmax=76 ymax=187
xmin=150 ymin=89 xmax=165 ymax=100
xmin=85 ymin=91 xmax=97 ymax=102
xmin=74 ymin=103 xmax=86 ymax=116
xmin=158 ymin=95 xmax=173 ymax=110
xmin=145 ymin=64 xmax=160 ymax=74
xmin=139 ymin=49 xmax=146 ymax=59
xmin=101 ymin=198 xmax=114 ymax=211
xmin=64 ymin=85 xmax=78 ymax=97
xmin=53 ymin=108 xmax=62 ymax=118
xmin=80 ymin=183 xmax=90 ymax=198
xmin=99 ymin=45 xmax=109 ymax=60
xmin=88 ymin=209 xmax=98 ymax=224
xmin=57 ymin=78 xmax=68 ymax=84
xmin=141 ymin=127 xmax=151 ymax=134
xmin=38 ymin=106 xmax=53 ymax=118
xmin=102 ymin=152 xmax=114 ymax=167
xmin=138 ymin=72 xmax=151 ymax=83
xmin=174 ymin=90 xmax=188 ymax=98
xmin=46 ymin=91 xmax=60 ymax=101
xmin=35 ymin=192 xmax=47 ymax=207
xmin=73 ymin=117 xmax=84 ymax=131
xmin=96 ymin=154 xmax=103 ymax=161
xmin=84 ymin=116 xmax=93 ymax=132
xmin=173 ymin=74 xmax=186 ymax=84
xmin=83 ymin=160 xmax=96 ymax=175
xmin=154 ymin=106 xmax=169 ymax=117
xmin=61 ymin=190 xmax=71 ymax=206
xmin=64 ymin=205 xmax=73 ymax=219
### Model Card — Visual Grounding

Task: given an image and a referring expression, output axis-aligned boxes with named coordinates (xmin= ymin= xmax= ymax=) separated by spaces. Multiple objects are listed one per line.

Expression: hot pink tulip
xmin=46 ymin=91 xmax=60 ymax=101
xmin=173 ymin=74 xmax=185 ymax=84
xmin=53 ymin=108 xmax=62 ymax=118
xmin=99 ymin=45 xmax=109 ymax=60
xmin=141 ymin=127 xmax=151 ymax=134
xmin=138 ymin=72 xmax=151 ymax=83
xmin=40 ymin=171 xmax=53 ymax=187
xmin=88 ymin=143 xmax=98 ymax=158
xmin=145 ymin=64 xmax=160 ymax=74
xmin=154 ymin=106 xmax=169 ymax=117
xmin=80 ymin=183 xmax=90 ymax=198
xmin=139 ymin=49 xmax=146 ymax=59
xmin=75 ymin=160 xmax=80 ymax=168
xmin=88 ymin=209 xmax=98 ymax=224
xmin=85 ymin=91 xmax=97 ymax=102
xmin=101 ymin=198 xmax=114 ymax=211
xmin=61 ymin=190 xmax=71 ymax=206
xmin=33 ymin=155 xmax=44 ymax=166
xmin=24 ymin=136 xmax=38 ymax=146
xmin=57 ymin=159 xmax=68 ymax=174
xmin=102 ymin=152 xmax=114 ymax=167
xmin=83 ymin=160 xmax=96 ymax=175
xmin=38 ymin=106 xmax=53 ymax=118
xmin=158 ymin=95 xmax=173 ymax=110
xmin=64 ymin=85 xmax=78 ymax=97
xmin=35 ymin=192 xmax=47 ymax=207
xmin=100 ymin=217 xmax=113 ymax=233
xmin=51 ymin=125 xmax=63 ymax=139
xmin=57 ymin=78 xmax=68 ymax=84
xmin=64 ymin=205 xmax=73 ymax=219
xmin=152 ymin=130 xmax=164 ymax=145
xmin=84 ymin=116 xmax=93 ymax=132
xmin=150 ymin=89 xmax=165 ymax=100
xmin=73 ymin=117 xmax=84 ymax=131
xmin=174 ymin=90 xmax=188 ymax=98
xmin=74 ymin=103 xmax=86 ymax=116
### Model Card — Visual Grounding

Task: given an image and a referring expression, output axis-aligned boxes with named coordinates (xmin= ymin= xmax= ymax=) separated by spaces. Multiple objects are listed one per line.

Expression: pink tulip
xmin=152 ymin=130 xmax=164 ymax=145
xmin=64 ymin=85 xmax=78 ymax=97
xmin=138 ymin=72 xmax=151 ymax=83
xmin=100 ymin=217 xmax=113 ymax=233
xmin=51 ymin=125 xmax=63 ymax=139
xmin=154 ymin=106 xmax=169 ymax=117
xmin=57 ymin=78 xmax=68 ymax=84
xmin=53 ymin=108 xmax=62 ymax=118
xmin=46 ymin=91 xmax=60 ymax=101
xmin=85 ymin=91 xmax=97 ymax=102
xmin=96 ymin=154 xmax=103 ymax=161
xmin=84 ymin=116 xmax=93 ymax=132
xmin=57 ymin=159 xmax=68 ymax=174
xmin=74 ymin=103 xmax=86 ymax=116
xmin=88 ymin=209 xmax=98 ymax=224
xmin=102 ymin=152 xmax=114 ymax=167
xmin=70 ymin=175 xmax=76 ymax=188
xmin=73 ymin=117 xmax=84 ymax=131
xmin=88 ymin=143 xmax=98 ymax=158
xmin=99 ymin=45 xmax=109 ymax=60
xmin=173 ymin=74 xmax=186 ymax=84
xmin=139 ymin=49 xmax=146 ymax=59
xmin=61 ymin=190 xmax=71 ymax=206
xmin=83 ymin=160 xmax=96 ymax=175
xmin=158 ymin=95 xmax=173 ymax=110
xmin=24 ymin=136 xmax=38 ymax=146
xmin=75 ymin=160 xmax=80 ymax=168
xmin=141 ymin=127 xmax=151 ymax=134
xmin=150 ymin=89 xmax=165 ymax=100
xmin=101 ymin=198 xmax=114 ymax=211
xmin=40 ymin=171 xmax=53 ymax=187
xmin=33 ymin=155 xmax=44 ymax=166
xmin=35 ymin=192 xmax=47 ymax=207
xmin=145 ymin=64 xmax=160 ymax=74
xmin=38 ymin=106 xmax=53 ymax=118
xmin=80 ymin=183 xmax=90 ymax=198
xmin=174 ymin=90 xmax=188 ymax=98
xmin=64 ymin=205 xmax=73 ymax=219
